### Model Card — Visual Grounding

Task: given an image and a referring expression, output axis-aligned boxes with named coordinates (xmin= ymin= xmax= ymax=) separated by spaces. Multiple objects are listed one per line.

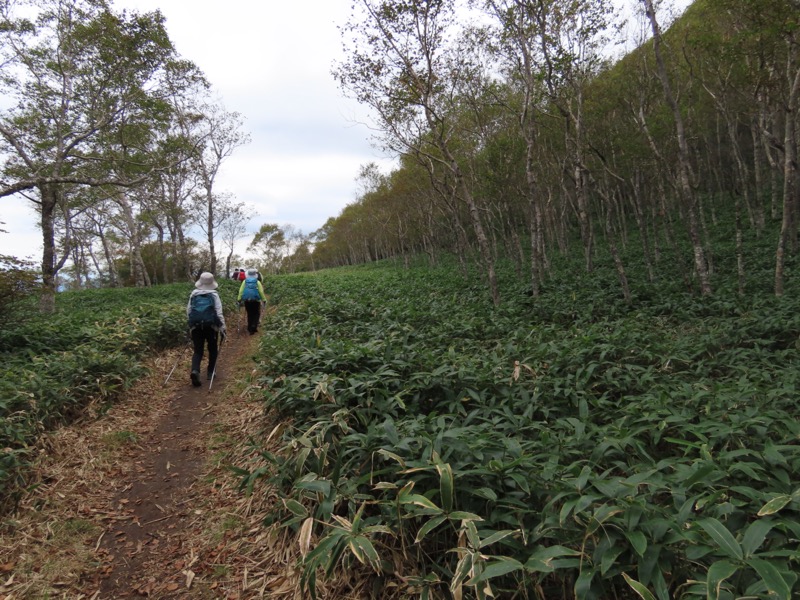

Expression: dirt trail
xmin=0 ymin=324 xmax=297 ymax=599
xmin=96 ymin=336 xmax=250 ymax=599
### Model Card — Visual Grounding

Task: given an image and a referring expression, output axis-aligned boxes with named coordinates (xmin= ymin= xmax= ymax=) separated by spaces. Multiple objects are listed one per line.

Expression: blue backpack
xmin=189 ymin=293 xmax=218 ymax=327
xmin=241 ymin=277 xmax=260 ymax=301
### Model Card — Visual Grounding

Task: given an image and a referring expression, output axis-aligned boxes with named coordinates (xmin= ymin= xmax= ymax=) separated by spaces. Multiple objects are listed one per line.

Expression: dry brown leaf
xmin=298 ymin=517 xmax=314 ymax=558
xmin=183 ymin=569 xmax=195 ymax=588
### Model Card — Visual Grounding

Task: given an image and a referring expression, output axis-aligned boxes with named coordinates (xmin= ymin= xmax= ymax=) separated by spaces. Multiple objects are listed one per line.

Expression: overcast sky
xmin=0 ymin=0 xmax=690 ymax=264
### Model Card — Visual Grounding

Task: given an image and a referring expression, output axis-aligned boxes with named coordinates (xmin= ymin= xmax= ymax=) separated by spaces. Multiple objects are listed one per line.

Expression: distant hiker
xmin=256 ymin=270 xmax=263 ymax=283
xmin=187 ymin=272 xmax=227 ymax=387
xmin=238 ymin=267 xmax=266 ymax=335
xmin=237 ymin=268 xmax=246 ymax=282
xmin=231 ymin=268 xmax=240 ymax=280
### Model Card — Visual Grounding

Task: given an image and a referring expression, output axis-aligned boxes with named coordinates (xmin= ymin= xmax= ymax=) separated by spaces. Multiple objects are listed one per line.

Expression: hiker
xmin=237 ymin=267 xmax=266 ymax=335
xmin=187 ymin=272 xmax=227 ymax=387
xmin=237 ymin=268 xmax=246 ymax=282
xmin=231 ymin=268 xmax=240 ymax=280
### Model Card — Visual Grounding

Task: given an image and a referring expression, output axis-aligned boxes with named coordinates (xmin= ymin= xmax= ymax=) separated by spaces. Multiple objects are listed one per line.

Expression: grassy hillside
xmin=242 ymin=251 xmax=800 ymax=599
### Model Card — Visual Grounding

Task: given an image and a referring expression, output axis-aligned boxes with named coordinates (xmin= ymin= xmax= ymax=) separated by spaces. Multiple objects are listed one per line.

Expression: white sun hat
xmin=195 ymin=272 xmax=218 ymax=290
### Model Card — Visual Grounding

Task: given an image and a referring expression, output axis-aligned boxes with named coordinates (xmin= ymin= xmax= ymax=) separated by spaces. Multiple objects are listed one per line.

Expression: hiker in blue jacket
xmin=187 ymin=272 xmax=227 ymax=387
xmin=237 ymin=268 xmax=266 ymax=335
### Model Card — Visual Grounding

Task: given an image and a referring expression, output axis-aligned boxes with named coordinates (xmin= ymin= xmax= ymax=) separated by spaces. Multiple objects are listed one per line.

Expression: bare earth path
xmin=0 ymin=323 xmax=302 ymax=599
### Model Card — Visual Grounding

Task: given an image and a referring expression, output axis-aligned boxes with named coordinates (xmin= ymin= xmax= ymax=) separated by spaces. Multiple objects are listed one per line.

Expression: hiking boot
xmin=191 ymin=371 xmax=201 ymax=387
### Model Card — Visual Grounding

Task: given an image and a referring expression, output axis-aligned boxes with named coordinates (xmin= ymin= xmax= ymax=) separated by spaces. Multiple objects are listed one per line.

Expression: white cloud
xmin=0 ymin=201 xmax=41 ymax=262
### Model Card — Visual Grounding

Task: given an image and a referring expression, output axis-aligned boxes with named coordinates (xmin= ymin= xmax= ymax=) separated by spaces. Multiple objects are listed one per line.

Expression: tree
xmin=189 ymin=102 xmax=250 ymax=275
xmin=217 ymin=196 xmax=255 ymax=278
xmin=248 ymin=223 xmax=287 ymax=274
xmin=335 ymin=0 xmax=501 ymax=305
xmin=0 ymin=0 xmax=192 ymax=311
xmin=641 ymin=0 xmax=712 ymax=295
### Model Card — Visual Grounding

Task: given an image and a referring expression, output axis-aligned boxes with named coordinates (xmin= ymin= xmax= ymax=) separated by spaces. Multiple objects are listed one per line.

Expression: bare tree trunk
xmin=164 ymin=222 xmax=177 ymax=283
xmin=642 ymin=0 xmax=711 ymax=295
xmin=87 ymin=242 xmax=103 ymax=285
xmin=461 ymin=179 xmax=499 ymax=305
xmin=698 ymin=195 xmax=714 ymax=277
xmin=751 ymin=119 xmax=766 ymax=233
xmin=525 ymin=138 xmax=544 ymax=297
xmin=206 ymin=189 xmax=217 ymax=275
xmin=153 ymin=221 xmax=167 ymax=285
xmin=763 ymin=106 xmax=783 ymax=221
xmin=605 ymin=197 xmax=631 ymax=303
xmin=174 ymin=221 xmax=193 ymax=281
xmin=96 ymin=222 xmax=120 ymax=287
xmin=775 ymin=49 xmax=800 ymax=296
xmin=733 ymin=190 xmax=745 ymax=295
xmin=117 ymin=192 xmax=150 ymax=288
xmin=507 ymin=212 xmax=525 ymax=279
xmin=38 ymin=184 xmax=63 ymax=313
xmin=631 ymin=172 xmax=655 ymax=282
xmin=70 ymin=242 xmax=84 ymax=289
xmin=571 ymin=100 xmax=594 ymax=274
xmin=726 ymin=114 xmax=755 ymax=229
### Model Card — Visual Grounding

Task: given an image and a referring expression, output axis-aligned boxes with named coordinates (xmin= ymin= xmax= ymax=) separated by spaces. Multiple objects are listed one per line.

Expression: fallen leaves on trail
xmin=184 ymin=568 xmax=196 ymax=588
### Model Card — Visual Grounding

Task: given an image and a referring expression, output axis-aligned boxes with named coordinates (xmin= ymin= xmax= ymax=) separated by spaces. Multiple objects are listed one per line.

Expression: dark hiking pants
xmin=191 ymin=324 xmax=219 ymax=377
xmin=244 ymin=300 xmax=261 ymax=334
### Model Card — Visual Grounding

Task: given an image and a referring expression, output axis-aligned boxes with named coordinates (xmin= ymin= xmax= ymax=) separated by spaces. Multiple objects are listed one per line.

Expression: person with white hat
xmin=237 ymin=268 xmax=267 ymax=334
xmin=187 ymin=272 xmax=227 ymax=386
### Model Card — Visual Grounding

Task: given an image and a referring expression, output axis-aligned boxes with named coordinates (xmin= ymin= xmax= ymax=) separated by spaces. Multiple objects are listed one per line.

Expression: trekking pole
xmin=237 ymin=302 xmax=242 ymax=336
xmin=209 ymin=331 xmax=224 ymax=392
xmin=164 ymin=331 xmax=191 ymax=385
xmin=164 ymin=355 xmax=181 ymax=385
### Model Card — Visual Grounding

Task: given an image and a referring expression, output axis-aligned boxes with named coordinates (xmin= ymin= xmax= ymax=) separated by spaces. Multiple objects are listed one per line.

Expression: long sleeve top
xmin=237 ymin=278 xmax=267 ymax=302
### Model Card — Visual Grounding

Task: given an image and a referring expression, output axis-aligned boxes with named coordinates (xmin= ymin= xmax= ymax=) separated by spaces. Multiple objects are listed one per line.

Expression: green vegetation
xmin=0 ymin=279 xmax=239 ymax=512
xmin=0 ymin=255 xmax=38 ymax=327
xmin=240 ymin=238 xmax=800 ymax=598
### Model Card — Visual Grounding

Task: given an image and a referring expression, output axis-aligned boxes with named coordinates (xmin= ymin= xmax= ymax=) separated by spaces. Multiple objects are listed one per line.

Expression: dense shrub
xmin=0 ymin=255 xmax=37 ymax=328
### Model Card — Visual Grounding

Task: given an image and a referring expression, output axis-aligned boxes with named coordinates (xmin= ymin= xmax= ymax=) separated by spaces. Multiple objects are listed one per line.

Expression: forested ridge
xmin=317 ymin=0 xmax=800 ymax=306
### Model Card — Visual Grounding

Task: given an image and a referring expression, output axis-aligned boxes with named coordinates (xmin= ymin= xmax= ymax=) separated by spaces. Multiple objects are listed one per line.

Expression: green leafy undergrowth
xmin=0 ymin=279 xmax=240 ymax=512
xmin=241 ymin=262 xmax=800 ymax=599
